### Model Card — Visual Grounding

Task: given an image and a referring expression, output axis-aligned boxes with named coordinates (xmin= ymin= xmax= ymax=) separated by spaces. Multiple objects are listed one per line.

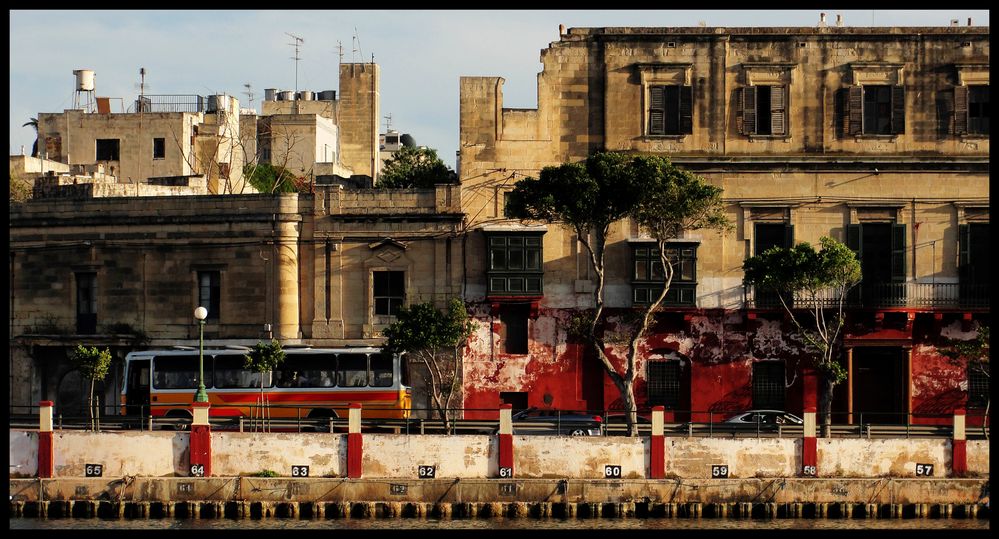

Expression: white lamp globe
xmin=194 ymin=306 xmax=208 ymax=321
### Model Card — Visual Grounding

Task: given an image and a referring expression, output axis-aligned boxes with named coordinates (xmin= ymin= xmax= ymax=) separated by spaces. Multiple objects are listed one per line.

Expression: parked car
xmin=723 ymin=410 xmax=803 ymax=425
xmin=510 ymin=407 xmax=603 ymax=436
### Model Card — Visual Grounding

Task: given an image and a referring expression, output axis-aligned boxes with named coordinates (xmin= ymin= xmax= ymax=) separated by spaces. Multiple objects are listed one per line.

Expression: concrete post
xmin=650 ymin=406 xmax=665 ymax=479
xmin=952 ymin=408 xmax=967 ymax=477
xmin=189 ymin=401 xmax=212 ymax=477
xmin=38 ymin=400 xmax=55 ymax=478
xmin=347 ymin=403 xmax=362 ymax=478
xmin=802 ymin=406 xmax=818 ymax=477
xmin=498 ymin=404 xmax=514 ymax=477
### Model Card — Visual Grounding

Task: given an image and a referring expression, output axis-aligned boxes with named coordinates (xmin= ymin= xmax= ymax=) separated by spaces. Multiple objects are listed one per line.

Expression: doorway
xmin=851 ymin=347 xmax=907 ymax=425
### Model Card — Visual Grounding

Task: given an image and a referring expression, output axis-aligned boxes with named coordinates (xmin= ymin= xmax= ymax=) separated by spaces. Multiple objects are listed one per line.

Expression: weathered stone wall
xmin=337 ymin=63 xmax=380 ymax=180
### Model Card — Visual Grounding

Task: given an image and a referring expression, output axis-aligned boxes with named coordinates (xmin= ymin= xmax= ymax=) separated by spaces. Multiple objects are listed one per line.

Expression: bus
xmin=120 ymin=347 xmax=411 ymax=421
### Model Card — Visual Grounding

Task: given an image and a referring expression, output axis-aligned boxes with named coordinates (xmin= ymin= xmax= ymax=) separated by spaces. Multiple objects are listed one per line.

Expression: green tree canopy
xmin=243 ymin=339 xmax=286 ymax=374
xmin=243 ymin=163 xmax=300 ymax=193
xmin=71 ymin=345 xmax=113 ymax=428
xmin=377 ymin=146 xmax=457 ymax=189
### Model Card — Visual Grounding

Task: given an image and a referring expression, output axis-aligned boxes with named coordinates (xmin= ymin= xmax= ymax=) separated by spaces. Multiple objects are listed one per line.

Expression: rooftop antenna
xmin=286 ymin=32 xmax=304 ymax=95
xmin=352 ymin=28 xmax=362 ymax=64
xmin=336 ymin=40 xmax=344 ymax=66
xmin=139 ymin=67 xmax=146 ymax=99
xmin=384 ymin=112 xmax=393 ymax=132
xmin=243 ymin=83 xmax=254 ymax=110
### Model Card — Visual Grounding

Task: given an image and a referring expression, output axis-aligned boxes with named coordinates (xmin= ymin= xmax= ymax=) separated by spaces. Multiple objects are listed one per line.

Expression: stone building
xmin=8 ymin=185 xmax=463 ymax=415
xmin=457 ymin=26 xmax=989 ymax=423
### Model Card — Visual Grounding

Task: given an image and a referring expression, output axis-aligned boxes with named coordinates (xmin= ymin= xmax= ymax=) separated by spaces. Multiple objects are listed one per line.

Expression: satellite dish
xmin=400 ymin=134 xmax=417 ymax=148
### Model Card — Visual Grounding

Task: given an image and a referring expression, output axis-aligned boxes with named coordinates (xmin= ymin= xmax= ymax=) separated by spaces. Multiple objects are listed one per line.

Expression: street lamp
xmin=194 ymin=306 xmax=209 ymax=403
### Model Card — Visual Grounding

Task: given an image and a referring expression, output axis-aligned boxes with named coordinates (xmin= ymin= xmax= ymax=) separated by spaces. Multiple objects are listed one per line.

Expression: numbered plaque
xmin=84 ymin=464 xmax=103 ymax=477
xmin=915 ymin=463 xmax=934 ymax=477
xmin=418 ymin=465 xmax=436 ymax=479
xmin=498 ymin=466 xmax=513 ymax=478
xmin=499 ymin=483 xmax=517 ymax=496
xmin=291 ymin=465 xmax=310 ymax=478
xmin=604 ymin=465 xmax=622 ymax=478
xmin=177 ymin=483 xmax=194 ymax=494
xmin=189 ymin=463 xmax=205 ymax=477
xmin=711 ymin=465 xmax=729 ymax=478
xmin=802 ymin=465 xmax=817 ymax=476
xmin=390 ymin=484 xmax=408 ymax=495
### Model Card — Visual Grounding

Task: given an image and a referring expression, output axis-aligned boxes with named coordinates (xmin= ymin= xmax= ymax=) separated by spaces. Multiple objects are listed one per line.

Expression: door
xmin=852 ymin=347 xmax=907 ymax=425
xmin=124 ymin=359 xmax=151 ymax=414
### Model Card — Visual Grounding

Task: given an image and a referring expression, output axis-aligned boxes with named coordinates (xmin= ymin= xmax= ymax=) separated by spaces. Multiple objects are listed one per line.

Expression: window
xmin=153 ymin=138 xmax=165 ymax=159
xmin=337 ymin=353 xmax=369 ymax=387
xmin=631 ymin=243 xmax=698 ymax=306
xmin=198 ymin=271 xmax=220 ymax=321
xmin=752 ymin=222 xmax=794 ymax=308
xmin=95 ymin=139 xmax=120 ymax=161
xmin=373 ymin=271 xmax=404 ymax=316
xmin=213 ymin=356 xmax=265 ymax=389
xmin=967 ymin=362 xmax=989 ymax=408
xmin=648 ymin=85 xmax=693 ymax=136
xmin=846 ymin=222 xmax=906 ymax=307
xmin=647 ymin=360 xmax=681 ymax=409
xmin=502 ymin=192 xmax=512 ymax=218
xmin=152 ymin=355 xmax=212 ymax=389
xmin=275 ymin=354 xmax=337 ymax=388
xmin=956 ymin=85 xmax=990 ymax=136
xmin=76 ymin=272 xmax=98 ymax=334
xmin=369 ymin=353 xmax=394 ymax=387
xmin=486 ymin=232 xmax=544 ymax=297
xmin=847 ymin=85 xmax=905 ymax=136
xmin=500 ymin=304 xmax=529 ymax=355
xmin=740 ymin=86 xmax=786 ymax=136
xmin=959 ymin=222 xmax=990 ymax=307
xmin=752 ymin=361 xmax=785 ymax=410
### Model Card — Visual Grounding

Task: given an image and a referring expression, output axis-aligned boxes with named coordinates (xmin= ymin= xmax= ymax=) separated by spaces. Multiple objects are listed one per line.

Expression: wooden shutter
xmin=846 ymin=224 xmax=862 ymax=262
xmin=954 ymin=86 xmax=969 ymax=135
xmin=891 ymin=85 xmax=906 ymax=134
xmin=848 ymin=86 xmax=864 ymax=136
xmin=771 ymin=85 xmax=786 ymax=136
xmin=891 ymin=223 xmax=906 ymax=282
xmin=741 ymin=86 xmax=757 ymax=135
xmin=649 ymin=86 xmax=665 ymax=135
xmin=679 ymin=85 xmax=693 ymax=134
xmin=958 ymin=223 xmax=971 ymax=270
xmin=783 ymin=224 xmax=795 ymax=248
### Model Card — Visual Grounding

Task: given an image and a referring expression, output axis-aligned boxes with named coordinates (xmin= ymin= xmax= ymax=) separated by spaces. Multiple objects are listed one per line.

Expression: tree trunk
xmin=819 ymin=376 xmax=835 ymax=438
xmin=622 ymin=378 xmax=639 ymax=437
xmin=88 ymin=379 xmax=95 ymax=431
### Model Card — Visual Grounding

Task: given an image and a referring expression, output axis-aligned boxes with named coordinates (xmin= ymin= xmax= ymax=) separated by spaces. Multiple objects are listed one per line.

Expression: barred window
xmin=968 ymin=362 xmax=989 ymax=408
xmin=752 ymin=361 xmax=785 ymax=410
xmin=373 ymin=271 xmax=404 ymax=316
xmin=647 ymin=360 xmax=681 ymax=409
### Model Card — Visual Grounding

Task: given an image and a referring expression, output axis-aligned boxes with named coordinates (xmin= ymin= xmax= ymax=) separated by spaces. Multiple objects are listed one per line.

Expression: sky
xmin=9 ymin=10 xmax=990 ymax=171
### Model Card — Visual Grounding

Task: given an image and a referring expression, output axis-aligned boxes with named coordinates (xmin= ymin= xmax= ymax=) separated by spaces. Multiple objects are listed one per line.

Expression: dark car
xmin=723 ymin=410 xmax=803 ymax=425
xmin=510 ymin=407 xmax=603 ymax=436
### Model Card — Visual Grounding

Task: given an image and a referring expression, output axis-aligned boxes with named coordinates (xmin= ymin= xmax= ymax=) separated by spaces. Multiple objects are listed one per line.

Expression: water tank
xmin=264 ymin=88 xmax=277 ymax=101
xmin=277 ymin=91 xmax=294 ymax=101
xmin=206 ymin=95 xmax=230 ymax=113
xmin=73 ymin=69 xmax=95 ymax=91
xmin=298 ymin=90 xmax=314 ymax=101
xmin=318 ymin=90 xmax=337 ymax=101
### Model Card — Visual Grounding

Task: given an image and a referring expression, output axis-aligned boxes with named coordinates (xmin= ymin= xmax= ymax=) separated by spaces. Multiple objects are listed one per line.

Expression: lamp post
xmin=194 ymin=306 xmax=209 ymax=403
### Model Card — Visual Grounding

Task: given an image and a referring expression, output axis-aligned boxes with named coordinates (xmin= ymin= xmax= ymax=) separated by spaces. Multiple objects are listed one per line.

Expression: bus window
xmin=152 ymin=355 xmax=211 ymax=389
xmin=338 ymin=353 xmax=368 ymax=387
xmin=276 ymin=354 xmax=336 ymax=388
xmin=400 ymin=353 xmax=410 ymax=387
xmin=213 ymin=356 xmax=267 ymax=389
xmin=369 ymin=353 xmax=394 ymax=387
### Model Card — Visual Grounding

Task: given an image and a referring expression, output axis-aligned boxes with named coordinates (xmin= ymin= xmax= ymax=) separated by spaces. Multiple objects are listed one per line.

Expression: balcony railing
xmin=129 ymin=95 xmax=206 ymax=113
xmin=745 ymin=282 xmax=989 ymax=310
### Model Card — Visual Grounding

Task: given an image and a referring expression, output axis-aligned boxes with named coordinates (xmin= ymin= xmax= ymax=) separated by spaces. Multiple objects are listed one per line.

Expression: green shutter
xmin=891 ymin=223 xmax=906 ymax=282
xmin=783 ymin=224 xmax=795 ymax=248
xmin=891 ymin=85 xmax=906 ymax=134
xmin=848 ymin=86 xmax=864 ymax=136
xmin=954 ymin=86 xmax=969 ymax=135
xmin=679 ymin=85 xmax=693 ymax=134
xmin=846 ymin=224 xmax=862 ymax=261
xmin=741 ymin=86 xmax=757 ymax=135
xmin=958 ymin=223 xmax=971 ymax=267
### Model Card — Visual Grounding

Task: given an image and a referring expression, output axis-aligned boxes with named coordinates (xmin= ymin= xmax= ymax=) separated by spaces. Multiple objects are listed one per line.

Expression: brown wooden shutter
xmin=771 ymin=85 xmax=786 ymax=136
xmin=741 ymin=86 xmax=757 ymax=135
xmin=954 ymin=85 xmax=969 ymax=135
xmin=848 ymin=86 xmax=863 ymax=135
xmin=891 ymin=85 xmax=906 ymax=134
xmin=679 ymin=85 xmax=693 ymax=134
xmin=649 ymin=86 xmax=665 ymax=135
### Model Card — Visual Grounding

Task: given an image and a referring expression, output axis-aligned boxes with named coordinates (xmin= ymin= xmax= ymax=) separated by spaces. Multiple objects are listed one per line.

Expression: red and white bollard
xmin=189 ymin=402 xmax=212 ymax=477
xmin=650 ymin=406 xmax=665 ymax=479
xmin=498 ymin=404 xmax=514 ymax=477
xmin=802 ymin=406 xmax=818 ymax=477
xmin=952 ymin=408 xmax=967 ymax=477
xmin=347 ymin=403 xmax=362 ymax=478
xmin=38 ymin=401 xmax=54 ymax=478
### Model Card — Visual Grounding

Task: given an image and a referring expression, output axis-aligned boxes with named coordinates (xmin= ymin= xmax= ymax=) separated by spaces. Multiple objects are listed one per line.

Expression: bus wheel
xmin=306 ymin=409 xmax=337 ymax=432
xmin=162 ymin=410 xmax=192 ymax=431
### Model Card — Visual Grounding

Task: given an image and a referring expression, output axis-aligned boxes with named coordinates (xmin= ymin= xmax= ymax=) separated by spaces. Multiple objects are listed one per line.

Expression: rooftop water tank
xmin=298 ymin=90 xmax=314 ymax=101
xmin=73 ymin=69 xmax=95 ymax=91
xmin=318 ymin=90 xmax=337 ymax=101
xmin=264 ymin=88 xmax=277 ymax=101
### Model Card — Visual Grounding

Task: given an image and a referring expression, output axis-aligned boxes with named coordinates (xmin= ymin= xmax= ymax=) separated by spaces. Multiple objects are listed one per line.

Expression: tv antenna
xmin=286 ymin=32 xmax=304 ymax=94
xmin=243 ymin=83 xmax=254 ymax=110
xmin=352 ymin=28 xmax=362 ymax=64
xmin=139 ymin=67 xmax=146 ymax=99
xmin=384 ymin=112 xmax=393 ymax=132
xmin=336 ymin=40 xmax=344 ymax=66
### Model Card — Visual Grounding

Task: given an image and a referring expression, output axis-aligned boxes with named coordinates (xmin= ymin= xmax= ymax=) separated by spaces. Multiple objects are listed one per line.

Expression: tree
xmin=71 ymin=345 xmax=113 ymax=430
xmin=382 ymin=298 xmax=477 ymax=434
xmin=22 ymin=118 xmax=39 ymax=158
xmin=742 ymin=237 xmax=861 ymax=437
xmin=507 ymin=152 xmax=730 ymax=436
xmin=243 ymin=163 xmax=300 ymax=193
xmin=942 ymin=325 xmax=990 ymax=438
xmin=243 ymin=339 xmax=286 ymax=431
xmin=378 ymin=146 xmax=458 ymax=189
xmin=10 ymin=167 xmax=33 ymax=203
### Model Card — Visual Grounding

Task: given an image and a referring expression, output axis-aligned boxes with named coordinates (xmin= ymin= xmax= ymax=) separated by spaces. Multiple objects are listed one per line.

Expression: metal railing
xmin=745 ymin=282 xmax=990 ymax=309
xmin=129 ymin=94 xmax=205 ymax=113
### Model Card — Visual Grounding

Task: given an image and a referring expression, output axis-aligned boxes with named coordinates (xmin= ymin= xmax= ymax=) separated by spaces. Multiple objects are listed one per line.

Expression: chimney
xmin=836 ymin=14 xmax=844 ymax=27
xmin=559 ymin=24 xmax=566 ymax=36
xmin=968 ymin=17 xmax=973 ymax=26
xmin=818 ymin=13 xmax=827 ymax=27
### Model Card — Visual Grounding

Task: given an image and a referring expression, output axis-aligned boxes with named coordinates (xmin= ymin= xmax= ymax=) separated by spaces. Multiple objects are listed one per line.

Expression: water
xmin=9 ymin=517 xmax=990 ymax=531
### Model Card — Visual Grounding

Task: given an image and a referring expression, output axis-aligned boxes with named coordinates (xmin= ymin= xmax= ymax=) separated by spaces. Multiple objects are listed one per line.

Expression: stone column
xmin=650 ymin=406 xmax=665 ymax=479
